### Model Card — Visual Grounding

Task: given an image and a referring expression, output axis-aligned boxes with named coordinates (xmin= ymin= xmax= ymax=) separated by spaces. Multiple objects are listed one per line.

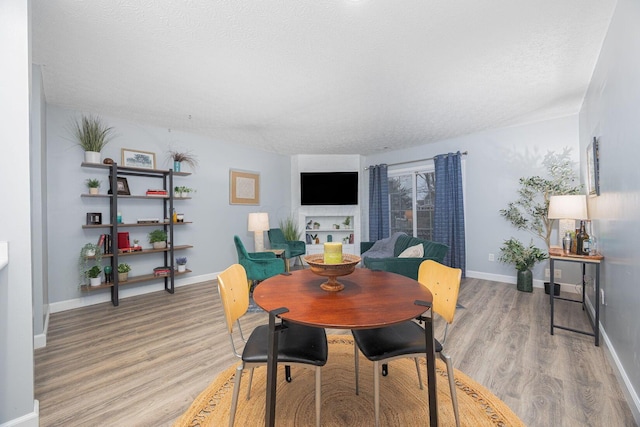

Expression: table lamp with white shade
xmin=547 ymin=195 xmax=588 ymax=249
xmin=248 ymin=212 xmax=270 ymax=252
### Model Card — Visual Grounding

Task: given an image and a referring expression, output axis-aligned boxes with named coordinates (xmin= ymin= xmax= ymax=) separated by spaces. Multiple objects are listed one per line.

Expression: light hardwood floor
xmin=35 ymin=277 xmax=636 ymax=426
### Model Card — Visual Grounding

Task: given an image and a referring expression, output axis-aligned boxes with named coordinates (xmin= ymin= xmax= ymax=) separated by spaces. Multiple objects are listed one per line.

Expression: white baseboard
xmin=466 ymin=270 xmax=579 ymax=294
xmin=0 ymin=400 xmax=38 ymax=427
xmin=48 ymin=273 xmax=218 ymax=314
xmin=33 ymin=306 xmax=49 ymax=349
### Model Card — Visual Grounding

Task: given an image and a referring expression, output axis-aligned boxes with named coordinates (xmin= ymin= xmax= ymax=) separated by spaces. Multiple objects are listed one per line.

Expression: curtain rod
xmin=364 ymin=151 xmax=468 ymax=170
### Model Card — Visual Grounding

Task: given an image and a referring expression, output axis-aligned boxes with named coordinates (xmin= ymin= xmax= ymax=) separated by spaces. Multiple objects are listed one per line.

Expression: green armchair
xmin=233 ymin=236 xmax=285 ymax=283
xmin=267 ymin=228 xmax=306 ymax=266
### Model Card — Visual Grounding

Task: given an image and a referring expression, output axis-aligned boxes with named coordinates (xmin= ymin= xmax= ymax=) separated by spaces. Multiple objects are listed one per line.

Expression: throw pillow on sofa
xmin=398 ymin=243 xmax=424 ymax=258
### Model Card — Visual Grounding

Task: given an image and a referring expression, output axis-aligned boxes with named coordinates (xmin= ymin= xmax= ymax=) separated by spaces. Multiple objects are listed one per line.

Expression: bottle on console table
xmin=576 ymin=220 xmax=590 ymax=255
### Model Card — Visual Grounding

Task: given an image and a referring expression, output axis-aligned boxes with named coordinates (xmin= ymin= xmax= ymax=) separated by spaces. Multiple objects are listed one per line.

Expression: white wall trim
xmin=33 ymin=306 xmax=49 ymax=350
xmin=0 ymin=400 xmax=38 ymax=427
xmin=600 ymin=321 xmax=640 ymax=424
xmin=48 ymin=273 xmax=218 ymax=314
xmin=466 ymin=270 xmax=579 ymax=294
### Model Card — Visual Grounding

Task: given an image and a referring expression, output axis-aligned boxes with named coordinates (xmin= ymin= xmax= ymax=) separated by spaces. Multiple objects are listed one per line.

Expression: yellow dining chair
xmin=217 ymin=264 xmax=328 ymax=427
xmin=351 ymin=259 xmax=462 ymax=427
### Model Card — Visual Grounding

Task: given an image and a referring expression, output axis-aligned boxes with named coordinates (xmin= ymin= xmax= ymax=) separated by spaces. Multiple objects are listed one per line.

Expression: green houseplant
xmin=499 ymin=238 xmax=548 ymax=292
xmin=86 ymin=178 xmax=101 ymax=195
xmin=499 ymin=148 xmax=581 ymax=294
xmin=71 ymin=114 xmax=114 ymax=163
xmin=87 ymin=265 xmax=102 ymax=287
xmin=79 ymin=243 xmax=103 ymax=286
xmin=279 ymin=216 xmax=301 ymax=241
xmin=117 ymin=263 xmax=131 ymax=282
xmin=148 ymin=229 xmax=168 ymax=249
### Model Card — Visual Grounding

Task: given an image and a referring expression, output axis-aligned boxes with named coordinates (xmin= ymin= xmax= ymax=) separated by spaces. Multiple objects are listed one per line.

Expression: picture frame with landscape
xmin=121 ymin=148 xmax=156 ymax=169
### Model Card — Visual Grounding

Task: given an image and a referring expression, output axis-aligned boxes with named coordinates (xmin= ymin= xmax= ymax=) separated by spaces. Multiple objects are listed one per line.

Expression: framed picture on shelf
xmin=114 ymin=177 xmax=131 ymax=195
xmin=86 ymin=212 xmax=102 ymax=225
xmin=229 ymin=169 xmax=260 ymax=205
xmin=587 ymin=137 xmax=600 ymax=196
xmin=121 ymin=148 xmax=156 ymax=169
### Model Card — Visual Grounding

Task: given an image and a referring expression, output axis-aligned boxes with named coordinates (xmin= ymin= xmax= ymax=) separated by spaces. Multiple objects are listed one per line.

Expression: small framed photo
xmin=86 ymin=212 xmax=102 ymax=225
xmin=229 ymin=169 xmax=260 ymax=205
xmin=587 ymin=137 xmax=600 ymax=196
xmin=116 ymin=177 xmax=131 ymax=195
xmin=121 ymin=148 xmax=156 ymax=169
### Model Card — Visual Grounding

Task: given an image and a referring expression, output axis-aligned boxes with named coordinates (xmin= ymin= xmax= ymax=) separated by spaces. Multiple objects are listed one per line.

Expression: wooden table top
xmin=253 ymin=268 xmax=433 ymax=329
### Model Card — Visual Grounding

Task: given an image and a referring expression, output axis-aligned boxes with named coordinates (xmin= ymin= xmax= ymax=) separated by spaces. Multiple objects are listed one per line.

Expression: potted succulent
xmin=78 ymin=243 xmax=103 ymax=286
xmin=167 ymin=149 xmax=198 ymax=172
xmin=176 ymin=256 xmax=187 ymax=273
xmin=86 ymin=178 xmax=101 ymax=195
xmin=87 ymin=265 xmax=102 ymax=287
xmin=117 ymin=263 xmax=131 ymax=282
xmin=499 ymin=238 xmax=548 ymax=292
xmin=71 ymin=114 xmax=114 ymax=164
xmin=148 ymin=229 xmax=168 ymax=249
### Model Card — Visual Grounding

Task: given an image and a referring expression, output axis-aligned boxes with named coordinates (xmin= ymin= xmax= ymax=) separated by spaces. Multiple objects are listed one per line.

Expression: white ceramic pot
xmin=90 ymin=277 xmax=101 ymax=287
xmin=152 ymin=241 xmax=167 ymax=249
xmin=177 ymin=264 xmax=186 ymax=273
xmin=118 ymin=272 xmax=128 ymax=282
xmin=89 ymin=187 xmax=99 ymax=195
xmin=84 ymin=151 xmax=101 ymax=164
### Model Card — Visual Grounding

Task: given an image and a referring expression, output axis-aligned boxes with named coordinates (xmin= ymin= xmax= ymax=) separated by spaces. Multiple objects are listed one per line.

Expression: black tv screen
xmin=300 ymin=172 xmax=358 ymax=205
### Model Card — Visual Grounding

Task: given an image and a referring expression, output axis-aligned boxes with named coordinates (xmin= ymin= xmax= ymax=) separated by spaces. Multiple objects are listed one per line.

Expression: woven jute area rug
xmin=174 ymin=335 xmax=525 ymax=426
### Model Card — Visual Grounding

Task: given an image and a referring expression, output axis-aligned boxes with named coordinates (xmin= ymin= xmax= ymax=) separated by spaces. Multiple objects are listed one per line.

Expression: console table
xmin=549 ymin=251 xmax=603 ymax=346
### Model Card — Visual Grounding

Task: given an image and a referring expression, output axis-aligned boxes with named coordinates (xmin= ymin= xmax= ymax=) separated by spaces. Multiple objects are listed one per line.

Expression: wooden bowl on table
xmin=303 ymin=253 xmax=361 ymax=292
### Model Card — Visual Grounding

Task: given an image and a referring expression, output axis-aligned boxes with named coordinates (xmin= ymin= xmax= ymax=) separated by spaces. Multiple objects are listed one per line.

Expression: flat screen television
xmin=300 ymin=172 xmax=358 ymax=205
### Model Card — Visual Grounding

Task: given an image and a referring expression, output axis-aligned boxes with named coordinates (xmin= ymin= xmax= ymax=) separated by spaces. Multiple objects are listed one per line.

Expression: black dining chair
xmin=351 ymin=260 xmax=462 ymax=427
xmin=217 ymin=264 xmax=328 ymax=427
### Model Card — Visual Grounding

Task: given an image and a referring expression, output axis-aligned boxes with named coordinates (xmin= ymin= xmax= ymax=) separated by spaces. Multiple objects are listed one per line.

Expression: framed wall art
xmin=229 ymin=169 xmax=260 ymax=205
xmin=121 ymin=148 xmax=156 ymax=169
xmin=586 ymin=137 xmax=600 ymax=196
xmin=113 ymin=177 xmax=131 ymax=195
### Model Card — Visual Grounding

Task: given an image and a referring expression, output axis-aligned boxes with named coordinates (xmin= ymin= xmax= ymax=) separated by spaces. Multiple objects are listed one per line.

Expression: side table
xmin=549 ymin=251 xmax=604 ymax=346
xmin=265 ymin=248 xmax=288 ymax=272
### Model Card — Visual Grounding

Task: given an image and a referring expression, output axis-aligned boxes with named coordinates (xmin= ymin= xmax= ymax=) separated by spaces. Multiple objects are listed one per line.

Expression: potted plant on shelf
xmin=499 ymin=148 xmax=581 ymax=295
xmin=117 ymin=263 xmax=131 ymax=282
xmin=176 ymin=256 xmax=187 ymax=273
xmin=78 ymin=243 xmax=103 ymax=286
xmin=499 ymin=238 xmax=548 ymax=292
xmin=86 ymin=178 xmax=101 ymax=195
xmin=342 ymin=216 xmax=352 ymax=229
xmin=87 ymin=265 xmax=102 ymax=287
xmin=167 ymin=149 xmax=198 ymax=173
xmin=148 ymin=229 xmax=168 ymax=249
xmin=71 ymin=114 xmax=115 ymax=164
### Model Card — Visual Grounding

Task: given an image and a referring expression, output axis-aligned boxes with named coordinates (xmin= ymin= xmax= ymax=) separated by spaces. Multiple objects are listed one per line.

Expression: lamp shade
xmin=248 ymin=212 xmax=270 ymax=232
xmin=548 ymin=195 xmax=588 ymax=220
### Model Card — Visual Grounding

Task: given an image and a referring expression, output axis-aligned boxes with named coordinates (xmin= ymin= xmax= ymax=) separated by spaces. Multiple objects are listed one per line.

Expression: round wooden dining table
xmin=253 ymin=267 xmax=439 ymax=427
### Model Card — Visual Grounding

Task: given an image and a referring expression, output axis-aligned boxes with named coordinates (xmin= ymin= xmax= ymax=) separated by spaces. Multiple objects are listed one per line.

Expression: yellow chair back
xmin=217 ymin=264 xmax=250 ymax=333
xmin=418 ymin=260 xmax=462 ymax=324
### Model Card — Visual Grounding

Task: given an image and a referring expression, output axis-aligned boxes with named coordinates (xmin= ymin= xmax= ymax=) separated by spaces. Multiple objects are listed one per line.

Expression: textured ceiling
xmin=32 ymin=1 xmax=616 ymax=155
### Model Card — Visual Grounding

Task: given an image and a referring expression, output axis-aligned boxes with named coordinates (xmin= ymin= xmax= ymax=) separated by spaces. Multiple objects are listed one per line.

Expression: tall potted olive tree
xmin=499 ymin=148 xmax=581 ymax=293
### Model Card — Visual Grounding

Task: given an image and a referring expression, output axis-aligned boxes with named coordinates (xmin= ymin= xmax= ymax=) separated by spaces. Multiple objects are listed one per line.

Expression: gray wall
xmin=46 ymin=105 xmax=292 ymax=307
xmin=0 ymin=0 xmax=37 ymax=424
xmin=363 ymin=114 xmax=582 ymax=284
xmin=579 ymin=0 xmax=640 ymax=418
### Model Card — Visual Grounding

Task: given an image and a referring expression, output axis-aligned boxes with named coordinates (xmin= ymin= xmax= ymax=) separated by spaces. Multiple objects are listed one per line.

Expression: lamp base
xmin=253 ymin=232 xmax=265 ymax=252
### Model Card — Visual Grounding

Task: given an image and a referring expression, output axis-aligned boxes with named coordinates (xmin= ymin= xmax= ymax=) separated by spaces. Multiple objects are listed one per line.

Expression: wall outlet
xmin=488 ymin=253 xmax=494 ymax=262
xmin=545 ymin=268 xmax=561 ymax=279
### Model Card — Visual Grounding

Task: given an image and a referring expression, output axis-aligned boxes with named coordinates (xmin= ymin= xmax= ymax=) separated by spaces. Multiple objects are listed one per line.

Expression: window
xmin=388 ymin=169 xmax=436 ymax=240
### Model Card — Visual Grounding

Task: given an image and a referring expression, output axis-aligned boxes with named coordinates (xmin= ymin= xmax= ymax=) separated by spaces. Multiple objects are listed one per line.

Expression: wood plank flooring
xmin=35 ymin=277 xmax=637 ymax=426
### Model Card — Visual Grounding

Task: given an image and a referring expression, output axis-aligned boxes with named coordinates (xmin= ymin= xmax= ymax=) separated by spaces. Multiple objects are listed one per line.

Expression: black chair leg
xmin=285 ymin=365 xmax=292 ymax=382
xmin=382 ymin=363 xmax=388 ymax=376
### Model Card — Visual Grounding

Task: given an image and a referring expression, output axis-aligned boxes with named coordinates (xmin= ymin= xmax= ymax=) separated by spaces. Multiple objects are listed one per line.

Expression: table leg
xmin=417 ymin=300 xmax=438 ymax=427
xmin=266 ymin=307 xmax=289 ymax=427
xmin=595 ymin=263 xmax=600 ymax=346
xmin=549 ymin=259 xmax=555 ymax=336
